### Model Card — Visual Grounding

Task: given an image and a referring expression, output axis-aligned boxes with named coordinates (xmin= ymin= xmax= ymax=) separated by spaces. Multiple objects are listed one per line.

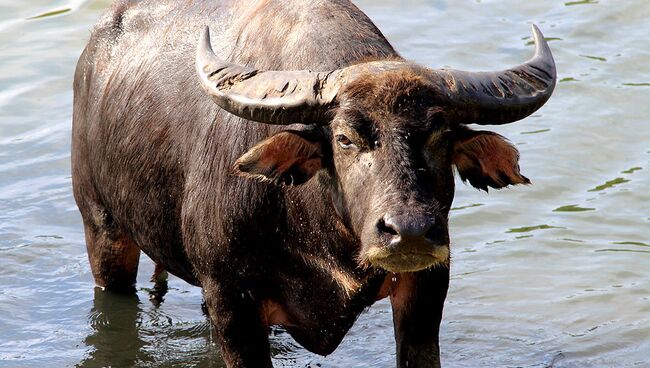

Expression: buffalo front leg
xmin=390 ymin=266 xmax=450 ymax=368
xmin=83 ymin=221 xmax=141 ymax=293
xmin=202 ymin=279 xmax=273 ymax=368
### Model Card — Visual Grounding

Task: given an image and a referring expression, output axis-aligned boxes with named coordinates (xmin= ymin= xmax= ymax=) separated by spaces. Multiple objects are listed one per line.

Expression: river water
xmin=0 ymin=0 xmax=648 ymax=367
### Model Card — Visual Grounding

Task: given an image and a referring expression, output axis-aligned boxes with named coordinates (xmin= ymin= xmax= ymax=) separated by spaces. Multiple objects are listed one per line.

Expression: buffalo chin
xmin=365 ymin=246 xmax=450 ymax=273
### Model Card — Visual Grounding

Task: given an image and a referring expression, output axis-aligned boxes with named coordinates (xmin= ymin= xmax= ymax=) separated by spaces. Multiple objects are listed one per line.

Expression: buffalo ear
xmin=234 ymin=130 xmax=323 ymax=185
xmin=452 ymin=130 xmax=530 ymax=191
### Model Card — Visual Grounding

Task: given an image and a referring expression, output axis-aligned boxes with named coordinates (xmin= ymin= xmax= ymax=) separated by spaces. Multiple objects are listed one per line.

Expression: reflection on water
xmin=564 ymin=0 xmax=599 ymax=6
xmin=78 ymin=290 xmax=148 ymax=368
xmin=450 ymin=203 xmax=483 ymax=211
xmin=621 ymin=167 xmax=642 ymax=174
xmin=27 ymin=8 xmax=72 ymax=20
xmin=507 ymin=224 xmax=565 ymax=233
xmin=553 ymin=204 xmax=595 ymax=212
xmin=588 ymin=177 xmax=629 ymax=192
xmin=1 ymin=0 xmax=649 ymax=367
xmin=77 ymin=288 xmax=223 ymax=368
xmin=520 ymin=128 xmax=551 ymax=135
xmin=580 ymin=54 xmax=607 ymax=62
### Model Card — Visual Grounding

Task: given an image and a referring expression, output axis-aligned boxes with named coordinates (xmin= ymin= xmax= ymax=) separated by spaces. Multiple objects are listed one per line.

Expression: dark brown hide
xmin=72 ymin=1 xmax=553 ymax=367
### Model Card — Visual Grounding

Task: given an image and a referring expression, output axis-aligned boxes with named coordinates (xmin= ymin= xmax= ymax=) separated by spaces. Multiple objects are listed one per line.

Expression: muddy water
xmin=1 ymin=1 xmax=648 ymax=367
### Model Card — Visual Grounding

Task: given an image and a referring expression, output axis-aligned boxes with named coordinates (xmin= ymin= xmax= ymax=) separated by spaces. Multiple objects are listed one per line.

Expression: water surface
xmin=1 ymin=0 xmax=649 ymax=367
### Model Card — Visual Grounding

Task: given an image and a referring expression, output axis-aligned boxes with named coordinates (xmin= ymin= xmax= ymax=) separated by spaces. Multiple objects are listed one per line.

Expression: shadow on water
xmin=77 ymin=289 xmax=151 ymax=368
xmin=77 ymin=288 xmax=226 ymax=368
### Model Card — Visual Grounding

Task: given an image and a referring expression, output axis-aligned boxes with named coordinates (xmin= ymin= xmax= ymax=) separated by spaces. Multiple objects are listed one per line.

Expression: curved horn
xmin=428 ymin=25 xmax=556 ymax=125
xmin=196 ymin=26 xmax=345 ymax=125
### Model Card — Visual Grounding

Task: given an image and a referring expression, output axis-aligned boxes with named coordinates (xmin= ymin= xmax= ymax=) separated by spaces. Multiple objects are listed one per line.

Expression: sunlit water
xmin=1 ymin=1 xmax=648 ymax=367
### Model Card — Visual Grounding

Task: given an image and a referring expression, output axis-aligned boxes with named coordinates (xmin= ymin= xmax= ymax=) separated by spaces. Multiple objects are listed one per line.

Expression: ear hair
xmin=234 ymin=130 xmax=323 ymax=186
xmin=453 ymin=129 xmax=530 ymax=191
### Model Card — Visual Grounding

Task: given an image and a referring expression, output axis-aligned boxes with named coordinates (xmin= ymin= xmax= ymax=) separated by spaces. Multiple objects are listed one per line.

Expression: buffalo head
xmin=195 ymin=26 xmax=556 ymax=273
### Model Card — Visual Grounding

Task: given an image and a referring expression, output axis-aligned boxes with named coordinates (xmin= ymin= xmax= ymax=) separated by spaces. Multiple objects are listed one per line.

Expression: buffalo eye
xmin=336 ymin=134 xmax=357 ymax=150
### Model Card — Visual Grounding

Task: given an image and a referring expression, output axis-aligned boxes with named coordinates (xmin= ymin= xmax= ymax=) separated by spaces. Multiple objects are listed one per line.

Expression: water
xmin=0 ymin=0 xmax=648 ymax=367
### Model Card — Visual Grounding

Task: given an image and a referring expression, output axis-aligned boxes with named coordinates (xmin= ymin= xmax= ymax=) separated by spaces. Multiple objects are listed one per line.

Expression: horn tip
xmin=530 ymin=24 xmax=543 ymax=37
xmin=199 ymin=26 xmax=212 ymax=53
xmin=196 ymin=25 xmax=218 ymax=72
xmin=530 ymin=24 xmax=544 ymax=47
xmin=529 ymin=24 xmax=555 ymax=71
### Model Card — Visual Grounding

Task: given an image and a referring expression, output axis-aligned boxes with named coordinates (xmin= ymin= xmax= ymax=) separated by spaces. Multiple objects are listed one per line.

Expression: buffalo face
xmin=195 ymin=25 xmax=555 ymax=273
xmin=330 ymin=70 xmax=455 ymax=272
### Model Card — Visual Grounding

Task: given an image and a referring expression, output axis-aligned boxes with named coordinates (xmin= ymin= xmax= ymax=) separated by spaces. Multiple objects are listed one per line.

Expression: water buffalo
xmin=72 ymin=0 xmax=556 ymax=367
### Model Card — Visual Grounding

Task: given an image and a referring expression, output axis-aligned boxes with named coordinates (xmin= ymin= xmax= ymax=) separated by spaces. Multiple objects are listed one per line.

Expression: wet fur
xmin=73 ymin=1 xmax=526 ymax=367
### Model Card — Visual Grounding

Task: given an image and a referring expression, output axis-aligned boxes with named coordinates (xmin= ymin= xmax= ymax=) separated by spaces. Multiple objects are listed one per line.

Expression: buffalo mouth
xmin=363 ymin=245 xmax=449 ymax=273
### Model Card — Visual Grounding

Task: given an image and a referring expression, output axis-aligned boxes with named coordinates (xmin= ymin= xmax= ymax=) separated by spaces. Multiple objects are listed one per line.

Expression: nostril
xmin=377 ymin=217 xmax=399 ymax=236
xmin=424 ymin=226 xmax=437 ymax=241
xmin=425 ymin=221 xmax=449 ymax=244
